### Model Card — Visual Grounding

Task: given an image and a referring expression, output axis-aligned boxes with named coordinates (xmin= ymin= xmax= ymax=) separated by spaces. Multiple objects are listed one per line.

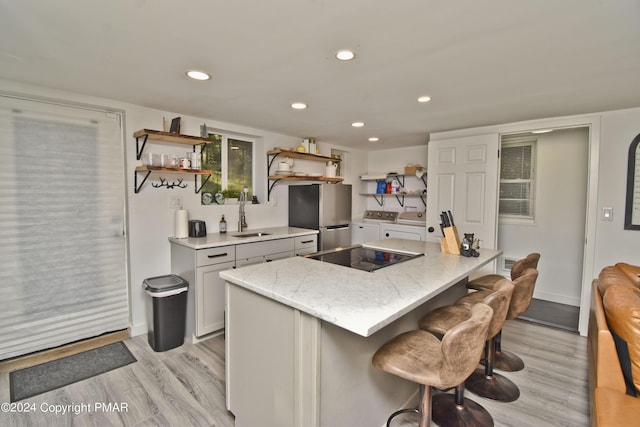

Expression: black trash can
xmin=143 ymin=274 xmax=189 ymax=352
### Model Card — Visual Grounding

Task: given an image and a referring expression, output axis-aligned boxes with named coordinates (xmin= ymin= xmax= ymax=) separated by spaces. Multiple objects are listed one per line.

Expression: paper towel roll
xmin=174 ymin=209 xmax=189 ymax=238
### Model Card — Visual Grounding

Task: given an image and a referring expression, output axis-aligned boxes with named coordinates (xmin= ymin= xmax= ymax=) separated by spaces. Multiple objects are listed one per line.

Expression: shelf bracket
xmin=373 ymin=194 xmax=384 ymax=207
xmin=420 ymin=174 xmax=427 ymax=188
xmin=267 ymin=178 xmax=282 ymax=201
xmin=420 ymin=195 xmax=426 ymax=207
xmin=394 ymin=194 xmax=406 ymax=207
xmin=267 ymin=152 xmax=282 ymax=171
xmin=390 ymin=175 xmax=405 ymax=187
xmin=135 ymin=134 xmax=149 ymax=161
xmin=134 ymin=170 xmax=152 ymax=193
xmin=195 ymin=174 xmax=212 ymax=194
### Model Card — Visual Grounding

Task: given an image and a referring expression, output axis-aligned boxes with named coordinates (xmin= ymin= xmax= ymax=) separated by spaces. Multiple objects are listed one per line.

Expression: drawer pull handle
xmin=301 ymin=240 xmax=314 ymax=244
xmin=207 ymin=253 xmax=228 ymax=258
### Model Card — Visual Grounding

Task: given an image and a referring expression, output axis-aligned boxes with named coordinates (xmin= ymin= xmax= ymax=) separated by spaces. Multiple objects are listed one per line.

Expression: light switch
xmin=602 ymin=207 xmax=613 ymax=221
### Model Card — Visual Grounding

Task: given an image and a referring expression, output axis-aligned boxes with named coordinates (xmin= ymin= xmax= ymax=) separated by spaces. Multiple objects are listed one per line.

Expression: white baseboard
xmin=129 ymin=322 xmax=147 ymax=338
xmin=533 ymin=290 xmax=580 ymax=307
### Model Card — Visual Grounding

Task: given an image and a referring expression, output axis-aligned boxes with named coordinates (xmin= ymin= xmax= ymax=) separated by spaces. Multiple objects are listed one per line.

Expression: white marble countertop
xmin=168 ymin=226 xmax=318 ymax=249
xmin=220 ymin=238 xmax=501 ymax=337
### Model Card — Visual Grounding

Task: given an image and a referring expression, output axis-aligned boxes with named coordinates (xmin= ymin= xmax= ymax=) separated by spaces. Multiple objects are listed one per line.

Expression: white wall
xmin=0 ymin=79 xmax=365 ymax=337
xmin=429 ymin=106 xmax=640 ymax=335
xmin=3 ymin=78 xmax=638 ymax=338
xmin=498 ymin=127 xmax=589 ymax=306
xmin=359 ymin=145 xmax=428 ymax=214
xmin=595 ymin=108 xmax=640 ymax=268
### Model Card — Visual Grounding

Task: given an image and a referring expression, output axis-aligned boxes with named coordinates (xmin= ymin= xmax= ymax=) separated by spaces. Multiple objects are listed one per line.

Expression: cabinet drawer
xmin=236 ymin=238 xmax=294 ymax=259
xmin=294 ymin=235 xmax=317 ymax=249
xmin=197 ymin=246 xmax=235 ymax=266
xmin=294 ymin=234 xmax=318 ymax=255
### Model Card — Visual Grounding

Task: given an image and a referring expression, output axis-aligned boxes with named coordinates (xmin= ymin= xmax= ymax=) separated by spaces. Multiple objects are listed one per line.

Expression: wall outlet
xmin=602 ymin=207 xmax=613 ymax=221
xmin=169 ymin=196 xmax=183 ymax=209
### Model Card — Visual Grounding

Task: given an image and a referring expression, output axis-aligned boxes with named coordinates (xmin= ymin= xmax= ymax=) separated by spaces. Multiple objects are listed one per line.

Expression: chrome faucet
xmin=238 ymin=188 xmax=248 ymax=232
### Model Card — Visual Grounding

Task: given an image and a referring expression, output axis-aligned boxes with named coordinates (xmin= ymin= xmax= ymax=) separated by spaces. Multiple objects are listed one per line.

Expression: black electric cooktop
xmin=306 ymin=245 xmax=423 ymax=272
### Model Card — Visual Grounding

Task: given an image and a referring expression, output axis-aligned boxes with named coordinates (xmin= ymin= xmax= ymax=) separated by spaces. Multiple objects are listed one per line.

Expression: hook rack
xmin=152 ymin=177 xmax=188 ymax=189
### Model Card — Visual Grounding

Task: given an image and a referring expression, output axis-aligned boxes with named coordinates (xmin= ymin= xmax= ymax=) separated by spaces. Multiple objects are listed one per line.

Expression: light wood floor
xmin=0 ymin=320 xmax=588 ymax=427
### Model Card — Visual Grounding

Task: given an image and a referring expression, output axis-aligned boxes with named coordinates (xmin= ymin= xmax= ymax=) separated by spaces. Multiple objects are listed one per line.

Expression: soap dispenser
xmin=219 ymin=215 xmax=227 ymax=233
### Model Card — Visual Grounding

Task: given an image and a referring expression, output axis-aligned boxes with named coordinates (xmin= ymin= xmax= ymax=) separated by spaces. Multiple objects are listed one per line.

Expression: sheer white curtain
xmin=0 ymin=95 xmax=128 ymax=360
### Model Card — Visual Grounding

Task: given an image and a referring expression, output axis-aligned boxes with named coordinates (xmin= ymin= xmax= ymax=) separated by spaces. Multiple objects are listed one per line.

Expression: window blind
xmin=0 ymin=95 xmax=128 ymax=360
xmin=499 ymin=141 xmax=536 ymax=219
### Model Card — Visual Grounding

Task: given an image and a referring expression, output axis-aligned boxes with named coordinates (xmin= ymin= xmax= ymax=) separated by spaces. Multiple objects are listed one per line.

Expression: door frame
xmin=429 ymin=113 xmax=600 ymax=336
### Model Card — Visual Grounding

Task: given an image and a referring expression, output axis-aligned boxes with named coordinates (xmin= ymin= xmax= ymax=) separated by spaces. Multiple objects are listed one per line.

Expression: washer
xmin=353 ymin=210 xmax=427 ymax=243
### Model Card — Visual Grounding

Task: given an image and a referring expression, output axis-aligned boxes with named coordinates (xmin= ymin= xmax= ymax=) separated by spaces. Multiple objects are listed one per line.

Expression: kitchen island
xmin=221 ymin=239 xmax=501 ymax=427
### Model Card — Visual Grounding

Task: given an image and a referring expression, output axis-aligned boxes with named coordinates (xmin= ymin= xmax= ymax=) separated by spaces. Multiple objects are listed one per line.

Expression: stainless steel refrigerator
xmin=288 ymin=183 xmax=352 ymax=251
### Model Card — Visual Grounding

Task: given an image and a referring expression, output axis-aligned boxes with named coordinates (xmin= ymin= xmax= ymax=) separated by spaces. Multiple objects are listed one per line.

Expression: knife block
xmin=440 ymin=226 xmax=461 ymax=255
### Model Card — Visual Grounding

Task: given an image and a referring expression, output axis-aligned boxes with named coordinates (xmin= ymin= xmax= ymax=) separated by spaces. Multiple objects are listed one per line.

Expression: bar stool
xmin=467 ymin=252 xmax=539 ymax=290
xmin=372 ymin=303 xmax=493 ymax=427
xmin=418 ymin=279 xmax=514 ymax=425
xmin=458 ymin=269 xmax=538 ymax=401
xmin=467 ymin=253 xmax=540 ymax=372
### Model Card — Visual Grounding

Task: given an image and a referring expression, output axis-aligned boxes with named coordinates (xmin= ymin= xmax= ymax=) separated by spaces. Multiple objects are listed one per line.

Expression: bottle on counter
xmin=219 ymin=215 xmax=227 ymax=233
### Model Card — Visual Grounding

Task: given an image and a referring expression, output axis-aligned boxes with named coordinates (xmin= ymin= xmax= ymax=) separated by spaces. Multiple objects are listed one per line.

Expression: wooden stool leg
xmin=419 ymin=385 xmax=431 ymax=427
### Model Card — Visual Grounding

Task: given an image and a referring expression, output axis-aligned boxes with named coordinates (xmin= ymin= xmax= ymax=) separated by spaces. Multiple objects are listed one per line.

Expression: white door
xmin=426 ymin=134 xmax=500 ymax=251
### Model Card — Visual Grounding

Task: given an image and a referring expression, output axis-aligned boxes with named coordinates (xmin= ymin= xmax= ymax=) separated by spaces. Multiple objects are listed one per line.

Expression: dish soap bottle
xmin=219 ymin=215 xmax=227 ymax=234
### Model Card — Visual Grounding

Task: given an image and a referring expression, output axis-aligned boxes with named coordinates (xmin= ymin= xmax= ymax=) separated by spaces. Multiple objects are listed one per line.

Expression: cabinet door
xmin=196 ymin=261 xmax=235 ymax=337
xmin=352 ymin=224 xmax=380 ymax=245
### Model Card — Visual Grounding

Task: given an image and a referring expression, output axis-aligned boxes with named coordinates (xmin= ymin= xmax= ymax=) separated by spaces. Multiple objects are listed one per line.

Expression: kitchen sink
xmin=232 ymin=232 xmax=271 ymax=237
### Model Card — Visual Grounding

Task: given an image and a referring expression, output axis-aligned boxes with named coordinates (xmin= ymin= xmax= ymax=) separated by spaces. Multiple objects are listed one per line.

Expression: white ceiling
xmin=1 ymin=0 xmax=639 ymax=150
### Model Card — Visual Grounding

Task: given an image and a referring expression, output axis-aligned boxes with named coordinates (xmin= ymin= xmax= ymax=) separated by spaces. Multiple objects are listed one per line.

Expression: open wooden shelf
xmin=134 ymin=129 xmax=211 ymax=145
xmin=132 ymin=129 xmax=214 ymax=194
xmin=136 ymin=165 xmax=213 ymax=174
xmin=266 ymin=149 xmax=341 ymax=163
xmin=268 ymin=175 xmax=343 ymax=182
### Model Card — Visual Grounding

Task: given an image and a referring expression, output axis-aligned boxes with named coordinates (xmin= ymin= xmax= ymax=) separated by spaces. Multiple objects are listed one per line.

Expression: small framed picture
xmin=169 ymin=117 xmax=181 ymax=133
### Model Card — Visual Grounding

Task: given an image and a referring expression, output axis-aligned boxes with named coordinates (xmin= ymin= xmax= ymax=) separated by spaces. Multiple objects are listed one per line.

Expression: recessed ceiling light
xmin=368 ymin=137 xmax=379 ymax=142
xmin=352 ymin=121 xmax=365 ymax=128
xmin=290 ymin=102 xmax=308 ymax=110
xmin=335 ymin=49 xmax=356 ymax=61
xmin=417 ymin=96 xmax=432 ymax=103
xmin=185 ymin=70 xmax=211 ymax=81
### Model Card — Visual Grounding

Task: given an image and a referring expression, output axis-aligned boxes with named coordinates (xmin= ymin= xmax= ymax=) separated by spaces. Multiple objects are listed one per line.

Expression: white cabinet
xmin=351 ymin=223 xmax=381 ymax=245
xmin=171 ymin=232 xmax=315 ymax=342
xmin=294 ymin=234 xmax=318 ymax=255
xmin=236 ymin=238 xmax=295 ymax=267
xmin=380 ymin=223 xmax=426 ymax=241
xmin=171 ymin=243 xmax=235 ymax=341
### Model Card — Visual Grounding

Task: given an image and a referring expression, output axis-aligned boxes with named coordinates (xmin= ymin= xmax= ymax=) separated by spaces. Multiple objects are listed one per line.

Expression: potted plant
xmin=221 ymin=189 xmax=240 ymax=204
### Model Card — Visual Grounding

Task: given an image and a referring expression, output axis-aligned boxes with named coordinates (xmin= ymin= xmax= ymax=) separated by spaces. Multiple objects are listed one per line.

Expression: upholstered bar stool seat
xmin=418 ymin=280 xmax=515 ymax=425
xmin=467 ymin=254 xmax=540 ymax=372
xmin=467 ymin=253 xmax=539 ymax=291
xmin=372 ymin=304 xmax=493 ymax=427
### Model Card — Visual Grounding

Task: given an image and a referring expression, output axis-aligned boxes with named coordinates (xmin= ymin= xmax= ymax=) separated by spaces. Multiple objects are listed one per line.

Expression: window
xmin=499 ymin=139 xmax=536 ymax=222
xmin=200 ymin=130 xmax=254 ymax=202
